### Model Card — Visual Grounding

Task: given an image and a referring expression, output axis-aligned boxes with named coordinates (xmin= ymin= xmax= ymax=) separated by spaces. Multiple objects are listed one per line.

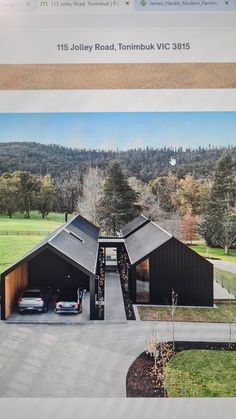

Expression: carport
xmin=1 ymin=215 xmax=99 ymax=320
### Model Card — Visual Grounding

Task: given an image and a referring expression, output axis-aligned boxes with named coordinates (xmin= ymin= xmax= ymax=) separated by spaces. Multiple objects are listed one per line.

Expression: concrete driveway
xmin=0 ymin=321 xmax=235 ymax=398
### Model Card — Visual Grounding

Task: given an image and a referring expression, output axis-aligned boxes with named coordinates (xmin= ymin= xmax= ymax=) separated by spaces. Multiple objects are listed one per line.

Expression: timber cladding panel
xmin=5 ymin=263 xmax=28 ymax=319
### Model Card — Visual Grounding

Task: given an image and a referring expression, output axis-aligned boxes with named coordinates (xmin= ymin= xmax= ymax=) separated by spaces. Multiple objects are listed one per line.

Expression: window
xmin=136 ymin=258 xmax=150 ymax=303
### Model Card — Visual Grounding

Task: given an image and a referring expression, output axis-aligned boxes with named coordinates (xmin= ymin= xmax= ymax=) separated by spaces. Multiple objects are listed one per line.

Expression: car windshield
xmin=23 ymin=291 xmax=42 ymax=298
xmin=57 ymin=291 xmax=78 ymax=302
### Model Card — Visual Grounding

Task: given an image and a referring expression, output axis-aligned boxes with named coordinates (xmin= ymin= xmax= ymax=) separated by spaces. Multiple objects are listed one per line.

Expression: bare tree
xmin=145 ymin=323 xmax=174 ymax=397
xmin=128 ymin=176 xmax=164 ymax=220
xmin=55 ymin=169 xmax=82 ymax=214
xmin=215 ymin=213 xmax=236 ymax=255
xmin=77 ymin=167 xmax=104 ymax=224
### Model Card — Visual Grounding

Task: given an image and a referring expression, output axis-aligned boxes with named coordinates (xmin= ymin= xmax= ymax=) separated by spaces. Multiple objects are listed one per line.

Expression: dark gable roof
xmin=2 ymin=215 xmax=100 ymax=276
xmin=120 ymin=214 xmax=150 ymax=238
xmin=124 ymin=221 xmax=172 ymax=265
xmin=49 ymin=215 xmax=99 ymax=275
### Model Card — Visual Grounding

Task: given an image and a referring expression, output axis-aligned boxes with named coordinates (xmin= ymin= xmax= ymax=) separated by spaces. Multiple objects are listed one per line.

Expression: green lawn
xmin=166 ymin=349 xmax=236 ymax=397
xmin=0 ymin=212 xmax=69 ymax=273
xmin=0 ymin=235 xmax=47 ymax=273
xmin=0 ymin=211 xmax=69 ymax=232
xmin=190 ymin=244 xmax=236 ymax=262
xmin=138 ymin=303 xmax=236 ymax=322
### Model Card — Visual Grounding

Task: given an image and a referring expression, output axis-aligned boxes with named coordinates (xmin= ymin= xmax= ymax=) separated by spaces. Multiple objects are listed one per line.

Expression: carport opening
xmin=2 ymin=248 xmax=90 ymax=320
xmin=28 ymin=249 xmax=89 ymax=292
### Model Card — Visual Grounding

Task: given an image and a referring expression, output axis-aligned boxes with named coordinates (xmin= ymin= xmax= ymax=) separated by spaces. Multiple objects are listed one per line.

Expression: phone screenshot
xmin=0 ymin=1 xmax=235 ymax=418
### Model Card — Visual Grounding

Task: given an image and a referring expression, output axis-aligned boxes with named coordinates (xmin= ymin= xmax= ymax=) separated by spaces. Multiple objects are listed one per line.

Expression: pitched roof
xmin=120 ymin=214 xmax=150 ymax=238
xmin=2 ymin=215 xmax=100 ymax=276
xmin=124 ymin=221 xmax=172 ymax=265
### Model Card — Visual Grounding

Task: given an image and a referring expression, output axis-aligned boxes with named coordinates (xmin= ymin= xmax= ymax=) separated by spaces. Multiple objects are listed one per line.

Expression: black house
xmin=0 ymin=214 xmax=213 ymax=321
xmin=0 ymin=215 xmax=99 ymax=320
xmin=120 ymin=215 xmax=213 ymax=307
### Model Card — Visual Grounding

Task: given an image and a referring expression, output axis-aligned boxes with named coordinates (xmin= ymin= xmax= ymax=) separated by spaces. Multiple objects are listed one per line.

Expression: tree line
xmin=0 ymin=141 xmax=235 ymax=181
xmin=0 ymin=153 xmax=235 ymax=253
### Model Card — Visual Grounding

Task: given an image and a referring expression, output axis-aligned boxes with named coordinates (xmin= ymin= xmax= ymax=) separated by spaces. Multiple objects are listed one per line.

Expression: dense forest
xmin=0 ymin=142 xmax=235 ymax=181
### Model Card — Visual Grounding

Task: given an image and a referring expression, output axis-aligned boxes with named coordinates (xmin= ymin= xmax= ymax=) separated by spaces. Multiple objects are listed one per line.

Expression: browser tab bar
xmin=134 ymin=0 xmax=235 ymax=12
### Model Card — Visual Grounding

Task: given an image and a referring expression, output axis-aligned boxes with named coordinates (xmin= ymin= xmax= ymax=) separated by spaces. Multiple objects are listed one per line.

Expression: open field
xmin=0 ymin=212 xmax=68 ymax=273
xmin=0 ymin=211 xmax=68 ymax=232
xmin=166 ymin=349 xmax=236 ymax=397
xmin=0 ymin=235 xmax=46 ymax=273
xmin=138 ymin=303 xmax=236 ymax=323
xmin=190 ymin=244 xmax=236 ymax=262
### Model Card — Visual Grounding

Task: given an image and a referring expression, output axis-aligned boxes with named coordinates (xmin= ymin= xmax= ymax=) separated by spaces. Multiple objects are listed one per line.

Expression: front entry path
xmin=105 ymin=272 xmax=126 ymax=322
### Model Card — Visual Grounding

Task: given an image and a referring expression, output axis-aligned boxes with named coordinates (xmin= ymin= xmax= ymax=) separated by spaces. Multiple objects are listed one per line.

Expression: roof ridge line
xmin=150 ymin=220 xmax=172 ymax=237
xmin=48 ymin=214 xmax=78 ymax=243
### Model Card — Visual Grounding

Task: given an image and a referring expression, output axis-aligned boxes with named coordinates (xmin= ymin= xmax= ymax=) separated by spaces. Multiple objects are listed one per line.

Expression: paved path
xmin=211 ymin=260 xmax=236 ymax=275
xmin=105 ymin=272 xmax=126 ymax=321
xmin=214 ymin=281 xmax=235 ymax=299
xmin=0 ymin=321 xmax=235 ymax=398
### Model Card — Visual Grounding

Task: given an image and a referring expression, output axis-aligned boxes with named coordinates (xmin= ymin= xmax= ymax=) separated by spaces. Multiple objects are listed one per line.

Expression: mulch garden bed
xmin=126 ymin=341 xmax=236 ymax=398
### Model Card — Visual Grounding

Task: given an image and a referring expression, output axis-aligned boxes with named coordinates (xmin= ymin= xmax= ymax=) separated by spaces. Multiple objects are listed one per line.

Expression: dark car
xmin=17 ymin=287 xmax=53 ymax=313
xmin=54 ymin=288 xmax=84 ymax=314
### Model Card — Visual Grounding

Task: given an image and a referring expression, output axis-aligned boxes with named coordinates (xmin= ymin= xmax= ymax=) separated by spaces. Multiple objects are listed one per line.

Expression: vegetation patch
xmin=117 ymin=246 xmax=135 ymax=320
xmin=190 ymin=244 xmax=236 ymax=262
xmin=138 ymin=303 xmax=236 ymax=322
xmin=0 ymin=212 xmax=67 ymax=273
xmin=0 ymin=235 xmax=44 ymax=273
xmin=127 ymin=342 xmax=236 ymax=398
xmin=166 ymin=348 xmax=236 ymax=397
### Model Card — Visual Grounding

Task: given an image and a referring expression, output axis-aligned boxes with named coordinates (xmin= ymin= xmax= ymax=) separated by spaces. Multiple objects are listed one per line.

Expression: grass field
xmin=190 ymin=244 xmax=236 ymax=262
xmin=138 ymin=303 xmax=236 ymax=323
xmin=0 ymin=211 xmax=69 ymax=232
xmin=0 ymin=212 xmax=68 ymax=273
xmin=166 ymin=349 xmax=236 ymax=397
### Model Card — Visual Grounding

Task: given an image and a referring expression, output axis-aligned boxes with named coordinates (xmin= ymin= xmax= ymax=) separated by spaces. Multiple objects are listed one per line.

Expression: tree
xmin=36 ymin=175 xmax=57 ymax=218
xmin=55 ymin=169 xmax=82 ymax=214
xmin=99 ymin=161 xmax=140 ymax=234
xmin=0 ymin=173 xmax=20 ymax=218
xmin=128 ymin=176 xmax=162 ymax=220
xmin=150 ymin=175 xmax=178 ymax=214
xmin=12 ymin=171 xmax=40 ymax=218
xmin=175 ymin=175 xmax=210 ymax=216
xmin=200 ymin=154 xmax=236 ymax=252
xmin=77 ymin=167 xmax=104 ymax=224
xmin=180 ymin=209 xmax=199 ymax=244
xmin=214 ymin=213 xmax=236 ymax=254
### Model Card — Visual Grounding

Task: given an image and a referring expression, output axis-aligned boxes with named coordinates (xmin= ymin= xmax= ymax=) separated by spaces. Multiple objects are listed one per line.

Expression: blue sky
xmin=0 ymin=112 xmax=235 ymax=150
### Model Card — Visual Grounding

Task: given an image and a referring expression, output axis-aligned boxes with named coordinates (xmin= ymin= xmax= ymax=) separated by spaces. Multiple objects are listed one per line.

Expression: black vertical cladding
xmin=149 ymin=237 xmax=213 ymax=306
xmin=28 ymin=249 xmax=90 ymax=291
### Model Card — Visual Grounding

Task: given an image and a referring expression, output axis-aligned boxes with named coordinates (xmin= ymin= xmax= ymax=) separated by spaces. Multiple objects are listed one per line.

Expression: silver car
xmin=55 ymin=288 xmax=84 ymax=314
xmin=17 ymin=287 xmax=52 ymax=313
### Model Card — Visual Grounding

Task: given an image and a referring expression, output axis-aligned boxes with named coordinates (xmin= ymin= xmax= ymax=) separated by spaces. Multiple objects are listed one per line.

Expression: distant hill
xmin=0 ymin=141 xmax=235 ymax=181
